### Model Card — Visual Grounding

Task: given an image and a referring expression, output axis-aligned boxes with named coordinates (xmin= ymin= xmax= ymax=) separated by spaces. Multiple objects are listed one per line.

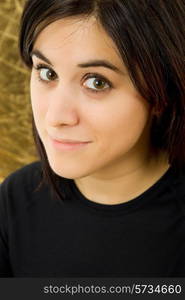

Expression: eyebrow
xmin=31 ymin=49 xmax=125 ymax=75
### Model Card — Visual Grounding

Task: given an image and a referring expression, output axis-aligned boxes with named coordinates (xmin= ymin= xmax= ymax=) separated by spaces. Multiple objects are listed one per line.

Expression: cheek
xmin=119 ymin=98 xmax=149 ymax=133
xmin=94 ymin=95 xmax=150 ymax=151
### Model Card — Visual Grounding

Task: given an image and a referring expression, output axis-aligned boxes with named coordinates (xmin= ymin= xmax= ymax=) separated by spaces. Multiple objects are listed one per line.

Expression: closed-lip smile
xmin=48 ymin=135 xmax=91 ymax=151
xmin=49 ymin=135 xmax=91 ymax=144
xmin=49 ymin=135 xmax=91 ymax=150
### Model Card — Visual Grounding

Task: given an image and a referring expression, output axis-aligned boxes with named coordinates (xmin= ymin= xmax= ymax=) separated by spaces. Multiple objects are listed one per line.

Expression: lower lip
xmin=50 ymin=138 xmax=90 ymax=151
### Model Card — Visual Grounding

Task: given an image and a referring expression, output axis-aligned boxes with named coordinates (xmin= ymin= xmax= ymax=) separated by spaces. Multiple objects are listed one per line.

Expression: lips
xmin=49 ymin=135 xmax=91 ymax=151
xmin=49 ymin=134 xmax=90 ymax=144
xmin=53 ymin=138 xmax=89 ymax=144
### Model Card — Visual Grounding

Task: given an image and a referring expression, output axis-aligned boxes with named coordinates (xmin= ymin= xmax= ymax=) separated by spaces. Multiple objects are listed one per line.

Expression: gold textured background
xmin=0 ymin=0 xmax=37 ymax=183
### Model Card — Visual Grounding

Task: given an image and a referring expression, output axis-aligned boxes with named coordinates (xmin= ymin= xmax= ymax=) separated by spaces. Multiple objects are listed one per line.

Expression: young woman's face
xmin=30 ymin=17 xmax=152 ymax=179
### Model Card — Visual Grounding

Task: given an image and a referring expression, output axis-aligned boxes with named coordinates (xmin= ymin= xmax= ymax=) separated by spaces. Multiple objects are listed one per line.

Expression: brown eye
xmin=84 ymin=77 xmax=110 ymax=91
xmin=39 ymin=68 xmax=57 ymax=81
xmin=93 ymin=79 xmax=106 ymax=89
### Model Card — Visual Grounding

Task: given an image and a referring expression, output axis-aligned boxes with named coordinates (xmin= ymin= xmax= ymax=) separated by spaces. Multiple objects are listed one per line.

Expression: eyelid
xmin=33 ymin=63 xmax=55 ymax=72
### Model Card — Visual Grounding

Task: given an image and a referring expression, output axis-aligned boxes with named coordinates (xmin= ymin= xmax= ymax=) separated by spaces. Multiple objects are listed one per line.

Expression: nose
xmin=46 ymin=85 xmax=80 ymax=127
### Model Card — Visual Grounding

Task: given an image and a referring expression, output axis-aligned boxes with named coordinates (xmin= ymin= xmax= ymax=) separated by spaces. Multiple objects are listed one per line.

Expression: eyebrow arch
xmin=31 ymin=50 xmax=53 ymax=66
xmin=31 ymin=49 xmax=125 ymax=75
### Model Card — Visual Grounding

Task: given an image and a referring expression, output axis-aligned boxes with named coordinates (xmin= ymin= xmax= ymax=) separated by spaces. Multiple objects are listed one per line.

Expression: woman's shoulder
xmin=0 ymin=160 xmax=42 ymax=201
xmin=170 ymin=165 xmax=185 ymax=216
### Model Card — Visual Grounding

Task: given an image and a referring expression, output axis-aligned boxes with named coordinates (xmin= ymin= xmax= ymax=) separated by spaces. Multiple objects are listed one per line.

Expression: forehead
xmin=33 ymin=17 xmax=123 ymax=67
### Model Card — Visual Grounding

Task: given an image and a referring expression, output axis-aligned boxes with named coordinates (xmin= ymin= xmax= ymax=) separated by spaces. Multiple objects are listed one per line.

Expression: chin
xmin=48 ymin=158 xmax=91 ymax=180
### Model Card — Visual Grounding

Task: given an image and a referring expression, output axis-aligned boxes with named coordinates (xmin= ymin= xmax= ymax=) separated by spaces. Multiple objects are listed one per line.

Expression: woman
xmin=0 ymin=0 xmax=184 ymax=277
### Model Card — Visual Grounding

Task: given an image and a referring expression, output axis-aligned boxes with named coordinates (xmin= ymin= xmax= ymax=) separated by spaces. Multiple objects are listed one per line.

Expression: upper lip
xmin=49 ymin=135 xmax=90 ymax=144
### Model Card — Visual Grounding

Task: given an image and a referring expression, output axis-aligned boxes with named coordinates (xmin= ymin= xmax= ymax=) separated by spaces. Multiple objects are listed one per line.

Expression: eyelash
xmin=33 ymin=63 xmax=113 ymax=94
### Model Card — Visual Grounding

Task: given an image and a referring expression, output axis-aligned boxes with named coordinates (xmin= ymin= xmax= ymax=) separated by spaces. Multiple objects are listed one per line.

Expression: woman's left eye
xmin=83 ymin=76 xmax=111 ymax=93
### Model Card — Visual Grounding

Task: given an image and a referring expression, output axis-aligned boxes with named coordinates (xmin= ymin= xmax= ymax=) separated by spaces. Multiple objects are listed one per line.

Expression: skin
xmin=30 ymin=17 xmax=169 ymax=205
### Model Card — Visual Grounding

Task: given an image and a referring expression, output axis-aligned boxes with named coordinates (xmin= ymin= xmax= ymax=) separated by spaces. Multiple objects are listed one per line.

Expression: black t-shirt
xmin=0 ymin=161 xmax=185 ymax=277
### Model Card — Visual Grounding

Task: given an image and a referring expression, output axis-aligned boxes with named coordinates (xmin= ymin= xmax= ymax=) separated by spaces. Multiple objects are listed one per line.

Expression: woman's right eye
xmin=34 ymin=64 xmax=58 ymax=83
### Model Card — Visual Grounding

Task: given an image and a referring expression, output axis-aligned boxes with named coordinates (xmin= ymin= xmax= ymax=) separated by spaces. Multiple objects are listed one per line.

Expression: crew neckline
xmin=69 ymin=165 xmax=175 ymax=214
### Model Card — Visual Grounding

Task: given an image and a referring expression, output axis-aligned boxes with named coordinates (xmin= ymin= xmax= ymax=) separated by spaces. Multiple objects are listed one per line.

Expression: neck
xmin=74 ymin=151 xmax=170 ymax=205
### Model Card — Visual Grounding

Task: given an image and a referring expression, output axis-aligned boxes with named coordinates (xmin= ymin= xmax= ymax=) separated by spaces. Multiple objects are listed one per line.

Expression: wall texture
xmin=0 ymin=0 xmax=37 ymax=182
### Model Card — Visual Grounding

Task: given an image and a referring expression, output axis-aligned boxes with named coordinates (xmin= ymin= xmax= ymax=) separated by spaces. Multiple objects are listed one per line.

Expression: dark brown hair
xmin=19 ymin=0 xmax=185 ymax=202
